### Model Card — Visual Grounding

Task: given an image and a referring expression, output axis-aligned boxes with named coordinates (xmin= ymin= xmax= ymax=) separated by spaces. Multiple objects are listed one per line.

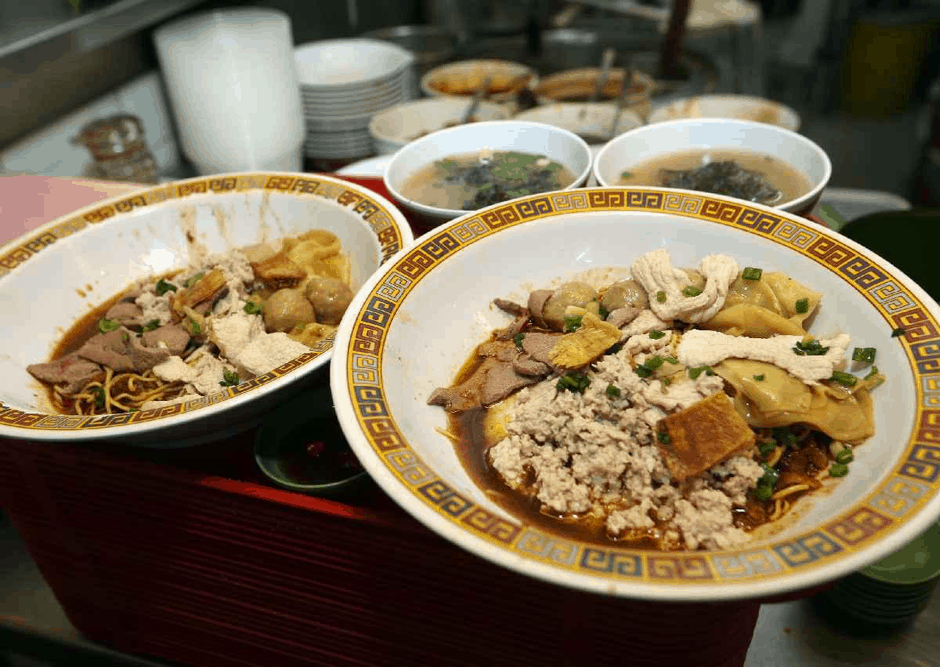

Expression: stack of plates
xmin=295 ymin=39 xmax=415 ymax=160
xmin=817 ymin=521 xmax=940 ymax=629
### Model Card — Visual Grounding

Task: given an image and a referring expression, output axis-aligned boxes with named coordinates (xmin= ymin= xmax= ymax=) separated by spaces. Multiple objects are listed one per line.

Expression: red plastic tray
xmin=0 ymin=176 xmax=833 ymax=666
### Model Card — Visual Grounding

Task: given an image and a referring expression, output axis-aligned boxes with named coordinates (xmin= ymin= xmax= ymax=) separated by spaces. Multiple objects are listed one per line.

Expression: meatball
xmin=600 ymin=279 xmax=649 ymax=313
xmin=263 ymin=289 xmax=315 ymax=332
xmin=305 ymin=276 xmax=353 ymax=325
xmin=541 ymin=281 xmax=598 ymax=330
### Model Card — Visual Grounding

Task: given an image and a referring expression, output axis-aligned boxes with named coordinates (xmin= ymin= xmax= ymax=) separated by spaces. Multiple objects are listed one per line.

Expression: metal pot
xmin=540 ymin=28 xmax=602 ymax=73
xmin=362 ymin=25 xmax=457 ymax=72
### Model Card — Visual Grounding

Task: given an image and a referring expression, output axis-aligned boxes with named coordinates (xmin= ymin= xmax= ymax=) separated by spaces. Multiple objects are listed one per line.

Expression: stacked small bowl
xmin=817 ymin=521 xmax=940 ymax=629
xmin=295 ymin=39 xmax=416 ymax=161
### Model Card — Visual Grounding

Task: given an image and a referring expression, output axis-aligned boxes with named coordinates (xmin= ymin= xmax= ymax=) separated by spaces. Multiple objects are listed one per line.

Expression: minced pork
xmin=488 ymin=327 xmax=765 ymax=551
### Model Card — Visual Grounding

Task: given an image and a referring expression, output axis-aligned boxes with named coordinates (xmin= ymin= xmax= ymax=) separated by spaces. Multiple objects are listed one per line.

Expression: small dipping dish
xmin=254 ymin=385 xmax=371 ymax=498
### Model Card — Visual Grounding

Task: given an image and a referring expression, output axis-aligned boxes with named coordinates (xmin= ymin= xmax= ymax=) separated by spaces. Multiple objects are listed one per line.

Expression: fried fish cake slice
xmin=657 ymin=391 xmax=756 ymax=482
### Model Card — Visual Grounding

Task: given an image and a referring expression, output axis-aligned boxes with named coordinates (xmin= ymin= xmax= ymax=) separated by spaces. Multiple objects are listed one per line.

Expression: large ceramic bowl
xmin=648 ymin=94 xmax=802 ymax=132
xmin=0 ymin=173 xmax=412 ymax=447
xmin=513 ymin=103 xmax=645 ymax=156
xmin=534 ymin=68 xmax=656 ymax=119
xmin=384 ymin=120 xmax=592 ymax=225
xmin=420 ymin=59 xmax=538 ymax=102
xmin=368 ymin=98 xmax=511 ymax=156
xmin=331 ymin=186 xmax=940 ymax=601
xmin=593 ymin=118 xmax=832 ymax=215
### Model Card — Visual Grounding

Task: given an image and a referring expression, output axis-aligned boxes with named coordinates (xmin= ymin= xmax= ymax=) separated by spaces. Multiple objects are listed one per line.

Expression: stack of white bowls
xmin=295 ymin=39 xmax=415 ymax=160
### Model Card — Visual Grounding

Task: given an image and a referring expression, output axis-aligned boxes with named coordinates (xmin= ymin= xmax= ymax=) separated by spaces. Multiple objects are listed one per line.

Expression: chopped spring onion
xmin=92 ymin=386 xmax=105 ymax=409
xmin=656 ymin=291 xmax=666 ymax=303
xmin=773 ymin=426 xmax=797 ymax=447
xmin=557 ymin=372 xmax=590 ymax=394
xmin=662 ymin=377 xmax=672 ymax=387
xmin=758 ymin=440 xmax=776 ymax=457
xmin=606 ymin=384 xmax=621 ymax=399
xmin=829 ymin=370 xmax=857 ymax=387
xmin=645 ymin=356 xmax=665 ymax=370
xmin=742 ymin=267 xmax=763 ymax=281
xmin=649 ymin=330 xmax=666 ymax=340
xmin=244 ymin=300 xmax=263 ymax=315
xmin=682 ymin=286 xmax=702 ymax=297
xmin=753 ymin=374 xmax=765 ymax=381
xmin=664 ymin=356 xmax=679 ymax=365
xmin=219 ymin=369 xmax=239 ymax=387
xmin=142 ymin=319 xmax=160 ymax=332
xmin=187 ymin=318 xmax=201 ymax=336
xmin=793 ymin=339 xmax=830 ymax=356
xmin=835 ymin=448 xmax=854 ymax=464
xmin=513 ymin=332 xmax=525 ymax=349
xmin=795 ymin=298 xmax=809 ymax=314
xmin=657 ymin=431 xmax=671 ymax=444
xmin=635 ymin=356 xmax=665 ymax=378
xmin=852 ymin=347 xmax=877 ymax=365
xmin=563 ymin=314 xmax=583 ymax=332
xmin=891 ymin=327 xmax=906 ymax=338
xmin=829 ymin=463 xmax=849 ymax=477
xmin=155 ymin=278 xmax=177 ymax=296
xmin=864 ymin=365 xmax=880 ymax=380
xmin=688 ymin=366 xmax=714 ymax=380
xmin=759 ymin=463 xmax=779 ymax=487
xmin=753 ymin=485 xmax=773 ymax=501
xmin=607 ymin=342 xmax=624 ymax=355
xmin=98 ymin=318 xmax=120 ymax=333
xmin=598 ymin=304 xmax=610 ymax=319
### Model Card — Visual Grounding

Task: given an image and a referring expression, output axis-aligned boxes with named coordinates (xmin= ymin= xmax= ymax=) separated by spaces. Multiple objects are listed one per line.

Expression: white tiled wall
xmin=0 ymin=70 xmax=181 ymax=179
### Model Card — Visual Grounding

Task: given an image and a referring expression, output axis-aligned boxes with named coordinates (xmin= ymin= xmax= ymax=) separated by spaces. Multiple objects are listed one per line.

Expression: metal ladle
xmin=589 ymin=47 xmax=617 ymax=104
xmin=580 ymin=47 xmax=616 ymax=121
xmin=604 ymin=62 xmax=636 ymax=141
xmin=459 ymin=74 xmax=493 ymax=125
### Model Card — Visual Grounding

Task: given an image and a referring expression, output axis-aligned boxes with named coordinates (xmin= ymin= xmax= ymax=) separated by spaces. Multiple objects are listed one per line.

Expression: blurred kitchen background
xmin=0 ymin=0 xmax=938 ymax=205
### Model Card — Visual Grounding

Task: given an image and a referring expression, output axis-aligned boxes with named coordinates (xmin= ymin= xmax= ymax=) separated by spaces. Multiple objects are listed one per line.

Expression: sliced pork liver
xmin=607 ymin=306 xmax=641 ymax=329
xmin=27 ymin=354 xmax=103 ymax=394
xmin=142 ymin=323 xmax=190 ymax=355
xmin=494 ymin=313 xmax=529 ymax=341
xmin=520 ymin=332 xmax=563 ymax=366
xmin=77 ymin=327 xmax=170 ymax=373
xmin=480 ymin=363 xmax=539 ymax=404
xmin=428 ymin=355 xmax=542 ymax=412
xmin=427 ymin=358 xmax=496 ymax=412
xmin=493 ymin=298 xmax=527 ymax=316
xmin=105 ymin=301 xmax=144 ymax=325
xmin=477 ymin=340 xmax=518 ymax=362
xmin=513 ymin=355 xmax=550 ymax=377
xmin=127 ymin=334 xmax=172 ymax=371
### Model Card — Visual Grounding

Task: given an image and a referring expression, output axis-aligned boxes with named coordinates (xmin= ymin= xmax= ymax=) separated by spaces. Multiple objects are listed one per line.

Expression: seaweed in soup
xmin=659 ymin=160 xmax=782 ymax=205
xmin=446 ymin=152 xmax=568 ymax=210
xmin=402 ymin=151 xmax=575 ymax=211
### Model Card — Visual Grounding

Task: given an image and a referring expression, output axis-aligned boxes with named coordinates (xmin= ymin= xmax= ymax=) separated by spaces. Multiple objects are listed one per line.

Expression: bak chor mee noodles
xmin=428 ymin=249 xmax=885 ymax=552
xmin=28 ymin=229 xmax=354 ymax=415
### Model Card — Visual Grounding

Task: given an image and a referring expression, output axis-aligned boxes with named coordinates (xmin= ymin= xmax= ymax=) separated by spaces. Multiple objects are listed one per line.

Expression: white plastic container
xmin=154 ymin=8 xmax=305 ymax=175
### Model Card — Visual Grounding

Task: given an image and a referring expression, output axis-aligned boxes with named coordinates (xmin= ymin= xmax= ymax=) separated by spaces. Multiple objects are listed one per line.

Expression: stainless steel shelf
xmin=0 ymin=0 xmax=204 ymax=61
